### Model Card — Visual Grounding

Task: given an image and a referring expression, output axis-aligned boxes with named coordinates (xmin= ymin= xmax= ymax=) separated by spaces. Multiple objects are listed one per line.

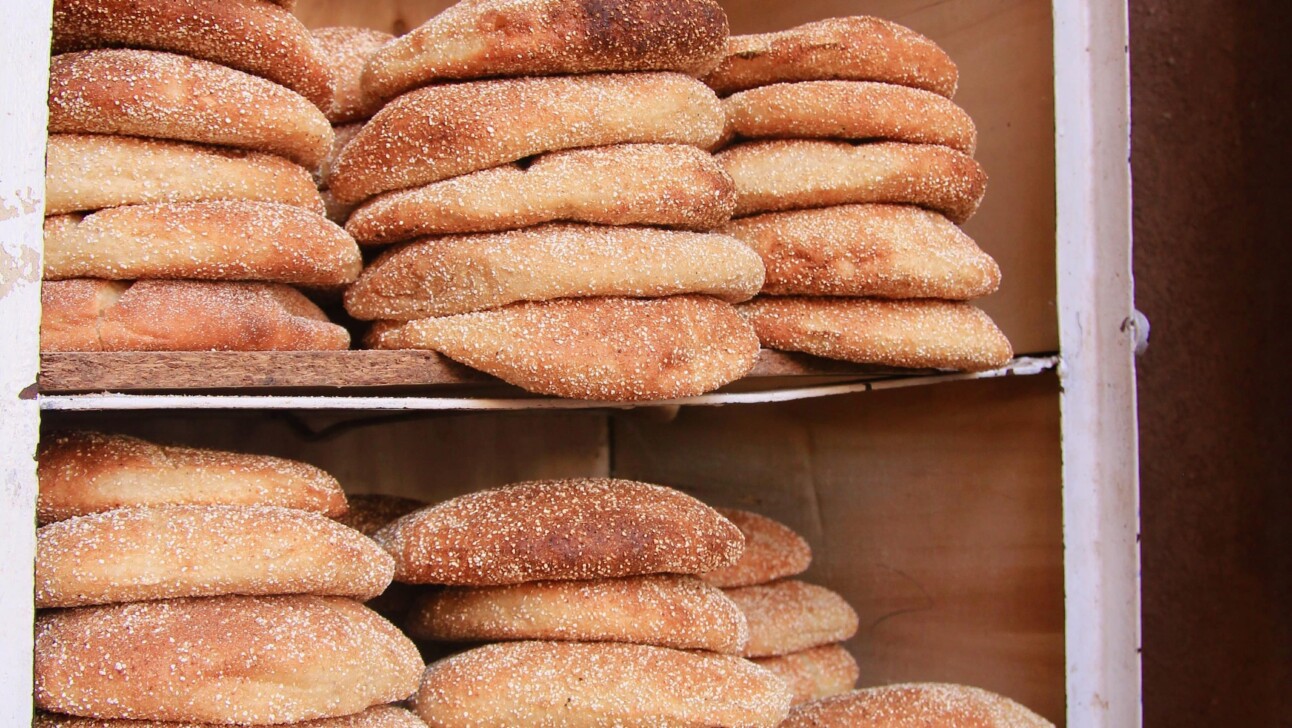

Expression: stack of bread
xmin=701 ymin=509 xmax=862 ymax=707
xmin=330 ymin=0 xmax=769 ymax=401
xmin=373 ymin=478 xmax=793 ymax=726
xmin=40 ymin=0 xmax=362 ymax=353
xmin=705 ymin=17 xmax=1015 ymax=372
xmin=32 ymin=432 xmax=425 ymax=727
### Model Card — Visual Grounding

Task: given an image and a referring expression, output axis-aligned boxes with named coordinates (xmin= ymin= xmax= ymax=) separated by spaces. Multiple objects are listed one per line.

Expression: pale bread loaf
xmin=753 ymin=645 xmax=860 ymax=706
xmin=33 ymin=705 xmax=428 ymax=728
xmin=725 ymin=580 xmax=860 ymax=658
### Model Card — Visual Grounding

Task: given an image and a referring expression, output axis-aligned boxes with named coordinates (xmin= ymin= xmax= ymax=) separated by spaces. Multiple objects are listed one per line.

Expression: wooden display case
xmin=0 ymin=0 xmax=1138 ymax=725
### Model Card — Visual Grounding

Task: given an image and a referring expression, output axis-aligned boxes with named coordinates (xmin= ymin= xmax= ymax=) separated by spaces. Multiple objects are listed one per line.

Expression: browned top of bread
xmin=335 ymin=493 xmax=429 ymax=536
xmin=34 ymin=705 xmax=428 ymax=728
xmin=782 ymin=684 xmax=1055 ymax=727
xmin=373 ymin=478 xmax=744 ymax=585
xmin=363 ymin=0 xmax=729 ymax=102
xmin=701 ymin=508 xmax=812 ymax=587
xmin=312 ymin=26 xmax=394 ymax=123
xmin=36 ymin=431 xmax=347 ymax=524
xmin=703 ymin=16 xmax=958 ymax=97
xmin=34 ymin=595 xmax=424 ymax=724
xmin=726 ymin=579 xmax=860 ymax=657
xmin=48 ymin=49 xmax=333 ymax=168
xmin=52 ymin=0 xmax=335 ymax=110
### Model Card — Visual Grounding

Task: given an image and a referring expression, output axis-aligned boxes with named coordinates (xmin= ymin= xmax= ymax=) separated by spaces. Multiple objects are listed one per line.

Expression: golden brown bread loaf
xmin=336 ymin=494 xmax=429 ymax=537
xmin=717 ymin=140 xmax=988 ymax=223
xmin=725 ymin=580 xmax=860 ymax=658
xmin=343 ymin=224 xmax=764 ymax=320
xmin=703 ymin=17 xmax=958 ymax=97
xmin=406 ymin=574 xmax=749 ymax=653
xmin=738 ymin=297 xmax=1014 ymax=372
xmin=701 ymin=508 xmax=812 ymax=588
xmin=415 ymin=641 xmax=792 ymax=727
xmin=721 ymin=205 xmax=1001 ymax=299
xmin=346 ymin=144 xmax=736 ymax=242
xmin=329 ymin=73 xmax=724 ymax=204
xmin=33 ymin=705 xmax=429 ymax=728
xmin=312 ymin=27 xmax=394 ymax=123
xmin=753 ymin=645 xmax=860 ymax=706
xmin=51 ymin=0 xmax=334 ymax=111
xmin=781 ymin=684 xmax=1055 ymax=727
xmin=366 ymin=295 xmax=760 ymax=400
xmin=36 ymin=505 xmax=394 ymax=607
xmin=48 ymin=49 xmax=333 ymax=168
xmin=36 ymin=431 xmax=348 ymax=525
xmin=34 ymin=595 xmax=424 ymax=724
xmin=45 ymin=134 xmax=326 ymax=216
xmin=40 ymin=279 xmax=351 ymax=353
xmin=43 ymin=201 xmax=362 ymax=286
xmin=363 ymin=0 xmax=729 ymax=102
xmin=373 ymin=478 xmax=743 ymax=585
xmin=723 ymin=81 xmax=977 ymax=154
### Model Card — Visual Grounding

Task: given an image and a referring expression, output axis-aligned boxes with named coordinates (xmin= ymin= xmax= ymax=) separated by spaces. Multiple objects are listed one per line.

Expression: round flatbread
xmin=33 ymin=705 xmax=428 ymax=728
xmin=753 ymin=645 xmax=860 ymax=706
xmin=725 ymin=579 xmax=859 ymax=658
xmin=701 ymin=508 xmax=812 ymax=588
xmin=781 ymin=684 xmax=1055 ymax=727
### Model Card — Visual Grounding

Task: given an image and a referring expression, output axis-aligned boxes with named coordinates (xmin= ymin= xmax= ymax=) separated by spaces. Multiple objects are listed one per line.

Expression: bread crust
xmin=737 ymin=296 xmax=1014 ymax=372
xmin=701 ymin=508 xmax=812 ymax=588
xmin=717 ymin=140 xmax=987 ymax=223
xmin=344 ymin=224 xmax=764 ymax=320
xmin=725 ymin=579 xmax=860 ymax=658
xmin=753 ymin=645 xmax=859 ymax=706
xmin=48 ymin=49 xmax=333 ymax=168
xmin=366 ymin=295 xmax=760 ymax=400
xmin=721 ymin=204 xmax=1000 ymax=299
xmin=781 ymin=684 xmax=1055 ymax=728
xmin=703 ymin=17 xmax=958 ymax=97
xmin=46 ymin=134 xmax=325 ymax=216
xmin=52 ymin=0 xmax=335 ymax=111
xmin=346 ymin=144 xmax=736 ymax=243
xmin=312 ymin=27 xmax=394 ymax=123
xmin=329 ymin=72 xmax=723 ymax=204
xmin=36 ymin=431 xmax=347 ymax=524
xmin=44 ymin=201 xmax=362 ymax=286
xmin=34 ymin=595 xmax=424 ymax=724
xmin=336 ymin=494 xmax=429 ymax=537
xmin=407 ymin=574 xmax=749 ymax=653
xmin=415 ymin=641 xmax=792 ymax=727
xmin=33 ymin=705 xmax=429 ymax=728
xmin=724 ymin=81 xmax=976 ymax=154
xmin=373 ymin=478 xmax=744 ymax=585
xmin=364 ymin=0 xmax=729 ymax=102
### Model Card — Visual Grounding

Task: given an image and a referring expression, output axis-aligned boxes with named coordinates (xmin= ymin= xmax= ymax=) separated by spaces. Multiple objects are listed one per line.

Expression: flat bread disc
xmin=753 ymin=645 xmax=860 ymax=706
xmin=781 ymin=684 xmax=1055 ymax=727
xmin=700 ymin=508 xmax=812 ymax=588
xmin=366 ymin=295 xmax=760 ymax=401
xmin=725 ymin=579 xmax=860 ymax=658
xmin=33 ymin=705 xmax=428 ymax=728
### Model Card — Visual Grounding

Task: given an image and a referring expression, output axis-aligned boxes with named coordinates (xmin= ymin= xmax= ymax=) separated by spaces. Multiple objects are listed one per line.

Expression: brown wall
xmin=1130 ymin=1 xmax=1292 ymax=725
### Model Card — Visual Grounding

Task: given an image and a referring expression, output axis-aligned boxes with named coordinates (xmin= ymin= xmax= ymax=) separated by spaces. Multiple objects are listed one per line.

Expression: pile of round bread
xmin=31 ymin=431 xmax=425 ymax=726
xmin=706 ymin=17 xmax=1014 ymax=371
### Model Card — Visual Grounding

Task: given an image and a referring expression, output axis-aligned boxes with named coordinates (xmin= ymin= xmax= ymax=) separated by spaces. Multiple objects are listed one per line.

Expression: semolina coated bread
xmin=336 ymin=494 xmax=430 ymax=537
xmin=45 ymin=134 xmax=325 ymax=216
xmin=40 ymin=279 xmax=351 ymax=353
xmin=721 ymin=205 xmax=1001 ymax=300
xmin=781 ymin=684 xmax=1055 ymax=728
xmin=700 ymin=508 xmax=812 ymax=588
xmin=365 ymin=295 xmax=761 ymax=401
xmin=723 ymin=81 xmax=977 ymax=154
xmin=312 ymin=27 xmax=395 ymax=123
xmin=328 ymin=72 xmax=724 ymax=204
xmin=717 ymin=140 xmax=988 ymax=223
xmin=51 ymin=0 xmax=335 ymax=111
xmin=753 ymin=645 xmax=860 ymax=706
xmin=346 ymin=144 xmax=736 ymax=243
xmin=372 ymin=478 xmax=744 ymax=585
xmin=415 ymin=640 xmax=792 ymax=727
xmin=43 ymin=201 xmax=362 ymax=287
xmin=738 ymin=297 xmax=1014 ymax=372
xmin=725 ymin=579 xmax=860 ymax=658
xmin=48 ymin=49 xmax=333 ymax=168
xmin=36 ymin=430 xmax=347 ymax=525
xmin=362 ymin=0 xmax=729 ymax=103
xmin=406 ymin=574 xmax=749 ymax=654
xmin=703 ymin=16 xmax=958 ymax=97
xmin=34 ymin=595 xmax=425 ymax=724
xmin=343 ymin=224 xmax=765 ymax=320
xmin=35 ymin=505 xmax=395 ymax=607
xmin=33 ymin=705 xmax=428 ymax=727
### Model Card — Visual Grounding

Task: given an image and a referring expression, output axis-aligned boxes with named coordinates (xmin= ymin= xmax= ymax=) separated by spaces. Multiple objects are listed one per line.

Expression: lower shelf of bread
xmin=37 ymin=352 xmax=1058 ymax=410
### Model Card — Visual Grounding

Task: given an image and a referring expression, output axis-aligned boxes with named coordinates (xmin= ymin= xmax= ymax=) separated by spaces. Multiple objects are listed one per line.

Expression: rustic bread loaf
xmin=753 ymin=645 xmax=860 ymax=706
xmin=33 ymin=705 xmax=428 ymax=727
xmin=726 ymin=580 xmax=860 ymax=657
xmin=312 ymin=27 xmax=394 ymax=123
xmin=701 ymin=508 xmax=812 ymax=588
xmin=781 ymin=684 xmax=1055 ymax=727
